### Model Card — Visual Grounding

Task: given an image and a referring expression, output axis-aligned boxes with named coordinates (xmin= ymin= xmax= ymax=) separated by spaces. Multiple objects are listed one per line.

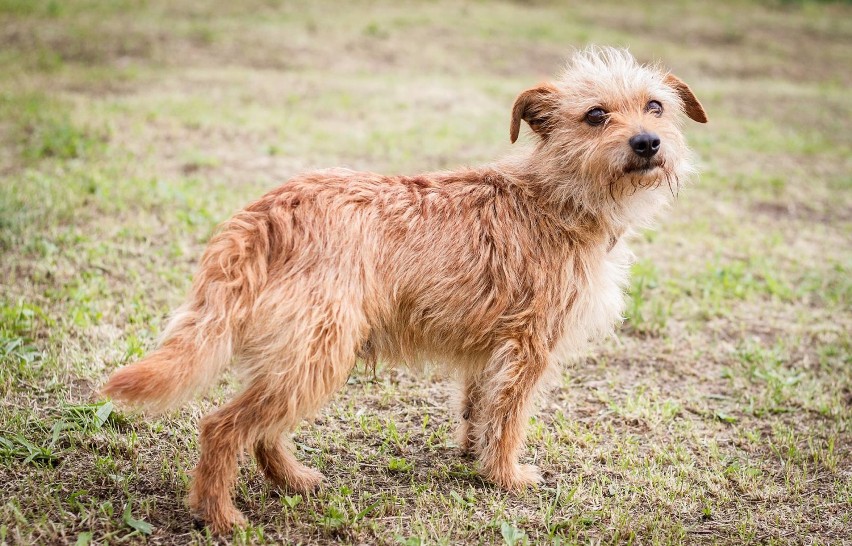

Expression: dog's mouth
xmin=624 ymin=160 xmax=663 ymax=174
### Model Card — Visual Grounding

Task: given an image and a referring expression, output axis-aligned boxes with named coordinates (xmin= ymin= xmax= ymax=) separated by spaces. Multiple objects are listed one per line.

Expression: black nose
xmin=629 ymin=132 xmax=661 ymax=158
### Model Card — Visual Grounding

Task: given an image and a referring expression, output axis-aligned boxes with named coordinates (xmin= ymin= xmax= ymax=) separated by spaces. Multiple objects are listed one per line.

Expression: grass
xmin=1 ymin=0 xmax=850 ymax=544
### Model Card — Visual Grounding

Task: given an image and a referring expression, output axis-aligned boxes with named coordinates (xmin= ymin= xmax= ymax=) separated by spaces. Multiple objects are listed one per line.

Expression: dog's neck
xmin=497 ymin=157 xmax=673 ymax=250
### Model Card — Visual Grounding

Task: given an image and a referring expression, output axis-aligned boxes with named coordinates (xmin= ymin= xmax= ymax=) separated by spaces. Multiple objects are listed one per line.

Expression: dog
xmin=103 ymin=46 xmax=707 ymax=533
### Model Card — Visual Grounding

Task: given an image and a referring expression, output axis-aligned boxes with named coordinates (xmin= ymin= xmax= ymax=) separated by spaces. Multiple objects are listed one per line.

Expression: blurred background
xmin=1 ymin=1 xmax=849 ymax=544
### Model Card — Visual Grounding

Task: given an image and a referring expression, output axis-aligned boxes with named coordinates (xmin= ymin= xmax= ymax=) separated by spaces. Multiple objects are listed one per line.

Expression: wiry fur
xmin=102 ymin=46 xmax=706 ymax=534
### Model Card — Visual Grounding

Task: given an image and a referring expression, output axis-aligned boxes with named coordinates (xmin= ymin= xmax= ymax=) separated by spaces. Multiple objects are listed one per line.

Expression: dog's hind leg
xmin=475 ymin=339 xmax=550 ymax=491
xmin=189 ymin=356 xmax=356 ymax=532
xmin=187 ymin=381 xmax=269 ymax=533
xmin=189 ymin=313 xmax=364 ymax=533
xmin=246 ymin=296 xmax=367 ymax=497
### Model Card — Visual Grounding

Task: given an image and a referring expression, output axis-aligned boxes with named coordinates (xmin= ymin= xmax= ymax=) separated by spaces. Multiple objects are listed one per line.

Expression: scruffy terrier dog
xmin=103 ymin=47 xmax=706 ymax=533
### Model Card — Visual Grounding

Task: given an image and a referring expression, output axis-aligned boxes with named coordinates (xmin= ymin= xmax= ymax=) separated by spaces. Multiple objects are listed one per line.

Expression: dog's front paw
xmin=486 ymin=463 xmax=542 ymax=492
xmin=517 ymin=464 xmax=543 ymax=486
xmin=455 ymin=421 xmax=478 ymax=458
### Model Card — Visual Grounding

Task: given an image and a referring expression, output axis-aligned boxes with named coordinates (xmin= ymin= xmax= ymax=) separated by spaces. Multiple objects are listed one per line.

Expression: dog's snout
xmin=629 ymin=132 xmax=661 ymax=159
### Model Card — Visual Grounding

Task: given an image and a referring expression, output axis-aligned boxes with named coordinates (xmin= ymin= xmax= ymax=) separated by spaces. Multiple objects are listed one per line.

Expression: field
xmin=1 ymin=0 xmax=850 ymax=544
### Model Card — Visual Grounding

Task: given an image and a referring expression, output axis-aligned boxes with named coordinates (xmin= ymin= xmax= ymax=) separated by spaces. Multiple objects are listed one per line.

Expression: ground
xmin=0 ymin=0 xmax=850 ymax=544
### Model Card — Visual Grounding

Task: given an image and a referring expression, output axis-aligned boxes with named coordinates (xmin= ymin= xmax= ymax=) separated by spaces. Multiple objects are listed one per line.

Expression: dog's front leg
xmin=456 ymin=371 xmax=485 ymax=456
xmin=475 ymin=339 xmax=548 ymax=491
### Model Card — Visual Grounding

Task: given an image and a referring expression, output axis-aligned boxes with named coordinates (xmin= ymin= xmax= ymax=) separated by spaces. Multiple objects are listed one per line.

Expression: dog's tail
xmin=103 ymin=208 xmax=276 ymax=412
xmin=101 ymin=310 xmax=233 ymax=412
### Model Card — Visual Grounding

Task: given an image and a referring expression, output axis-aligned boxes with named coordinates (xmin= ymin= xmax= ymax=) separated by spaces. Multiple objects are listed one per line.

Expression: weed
xmin=0 ymin=434 xmax=59 ymax=466
xmin=500 ymin=520 xmax=528 ymax=546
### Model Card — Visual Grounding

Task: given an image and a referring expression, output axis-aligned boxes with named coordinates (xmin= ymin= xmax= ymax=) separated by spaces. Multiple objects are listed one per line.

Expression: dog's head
xmin=510 ymin=47 xmax=706 ymax=201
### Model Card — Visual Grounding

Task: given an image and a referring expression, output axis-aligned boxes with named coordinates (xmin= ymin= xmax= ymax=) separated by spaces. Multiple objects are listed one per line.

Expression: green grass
xmin=1 ymin=0 xmax=850 ymax=544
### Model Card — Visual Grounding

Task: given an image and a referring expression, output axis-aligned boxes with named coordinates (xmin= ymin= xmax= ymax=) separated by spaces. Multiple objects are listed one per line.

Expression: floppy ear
xmin=664 ymin=74 xmax=708 ymax=123
xmin=510 ymin=83 xmax=560 ymax=143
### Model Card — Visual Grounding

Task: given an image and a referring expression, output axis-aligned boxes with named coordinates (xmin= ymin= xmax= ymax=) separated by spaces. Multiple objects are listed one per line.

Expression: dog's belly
xmin=552 ymin=240 xmax=632 ymax=362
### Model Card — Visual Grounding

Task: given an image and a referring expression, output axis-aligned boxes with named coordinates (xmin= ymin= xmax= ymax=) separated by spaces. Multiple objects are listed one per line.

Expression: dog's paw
xmin=486 ymin=463 xmax=542 ymax=492
xmin=192 ymin=502 xmax=247 ymax=535
xmin=454 ymin=422 xmax=479 ymax=458
xmin=287 ymin=465 xmax=325 ymax=494
xmin=517 ymin=464 xmax=543 ymax=487
xmin=210 ymin=509 xmax=248 ymax=535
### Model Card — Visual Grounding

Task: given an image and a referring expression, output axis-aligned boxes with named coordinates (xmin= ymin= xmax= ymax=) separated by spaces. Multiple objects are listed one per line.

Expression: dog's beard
xmin=605 ymin=157 xmax=679 ymax=202
xmin=623 ymin=157 xmax=664 ymax=175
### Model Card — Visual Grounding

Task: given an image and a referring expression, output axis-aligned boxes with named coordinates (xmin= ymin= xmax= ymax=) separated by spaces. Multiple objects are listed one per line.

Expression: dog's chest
xmin=551 ymin=240 xmax=632 ymax=361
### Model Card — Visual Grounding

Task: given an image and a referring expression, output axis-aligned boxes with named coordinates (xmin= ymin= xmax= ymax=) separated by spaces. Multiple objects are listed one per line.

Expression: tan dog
xmin=103 ymin=47 xmax=707 ymax=533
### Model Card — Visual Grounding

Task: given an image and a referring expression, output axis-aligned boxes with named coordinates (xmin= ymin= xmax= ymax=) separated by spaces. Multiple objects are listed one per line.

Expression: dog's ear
xmin=510 ymin=83 xmax=560 ymax=143
xmin=664 ymin=74 xmax=708 ymax=123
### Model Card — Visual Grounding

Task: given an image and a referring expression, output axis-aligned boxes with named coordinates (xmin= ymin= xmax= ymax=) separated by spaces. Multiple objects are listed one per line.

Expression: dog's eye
xmin=646 ymin=100 xmax=663 ymax=117
xmin=585 ymin=108 xmax=607 ymax=126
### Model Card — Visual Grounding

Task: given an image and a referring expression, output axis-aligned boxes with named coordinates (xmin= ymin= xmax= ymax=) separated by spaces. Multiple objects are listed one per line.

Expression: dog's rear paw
xmin=211 ymin=509 xmax=248 ymax=535
xmin=191 ymin=502 xmax=247 ymax=535
xmin=287 ymin=464 xmax=325 ymax=494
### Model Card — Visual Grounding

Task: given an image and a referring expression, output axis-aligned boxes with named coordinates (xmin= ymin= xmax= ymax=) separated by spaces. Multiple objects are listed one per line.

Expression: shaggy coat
xmin=103 ymin=47 xmax=707 ymax=533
